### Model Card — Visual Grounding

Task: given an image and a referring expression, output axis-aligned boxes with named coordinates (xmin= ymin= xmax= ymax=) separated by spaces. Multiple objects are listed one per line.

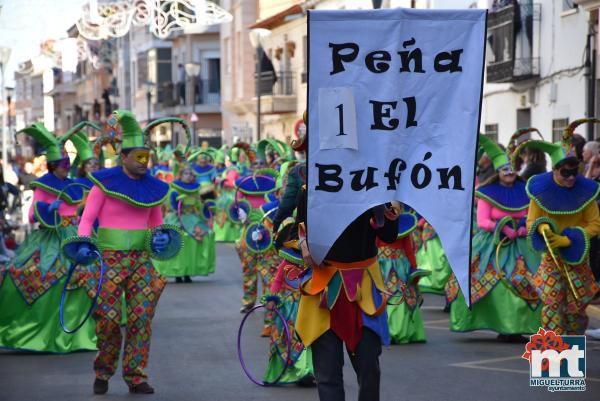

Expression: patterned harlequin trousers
xmin=235 ymin=242 xmax=279 ymax=307
xmin=536 ymin=254 xmax=599 ymax=335
xmin=90 ymin=250 xmax=166 ymax=386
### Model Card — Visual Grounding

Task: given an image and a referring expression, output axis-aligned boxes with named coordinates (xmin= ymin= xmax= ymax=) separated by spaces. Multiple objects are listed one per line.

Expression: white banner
xmin=307 ymin=8 xmax=487 ymax=305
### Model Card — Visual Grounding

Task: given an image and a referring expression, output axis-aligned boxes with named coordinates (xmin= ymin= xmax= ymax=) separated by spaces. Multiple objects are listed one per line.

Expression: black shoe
xmin=184 ymin=276 xmax=192 ymax=283
xmin=443 ymin=303 xmax=450 ymax=313
xmin=497 ymin=334 xmax=527 ymax=343
xmin=240 ymin=303 xmax=254 ymax=314
xmin=129 ymin=382 xmax=155 ymax=394
xmin=296 ymin=374 xmax=316 ymax=387
xmin=175 ymin=277 xmax=183 ymax=283
xmin=93 ymin=378 xmax=108 ymax=395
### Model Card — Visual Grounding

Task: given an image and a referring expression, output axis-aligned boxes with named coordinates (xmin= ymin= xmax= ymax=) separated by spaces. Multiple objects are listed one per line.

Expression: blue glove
xmin=152 ymin=231 xmax=170 ymax=253
xmin=48 ymin=200 xmax=62 ymax=213
xmin=75 ymin=243 xmax=96 ymax=265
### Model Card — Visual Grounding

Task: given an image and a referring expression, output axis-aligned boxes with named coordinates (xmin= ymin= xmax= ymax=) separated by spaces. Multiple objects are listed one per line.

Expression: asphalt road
xmin=1 ymin=243 xmax=600 ymax=401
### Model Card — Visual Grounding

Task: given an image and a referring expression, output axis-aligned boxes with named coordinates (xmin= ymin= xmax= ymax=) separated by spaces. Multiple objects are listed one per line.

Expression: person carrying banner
xmin=62 ymin=110 xmax=182 ymax=394
xmin=446 ymin=133 xmax=542 ymax=340
xmin=518 ymin=118 xmax=600 ymax=335
xmin=296 ymin=196 xmax=400 ymax=401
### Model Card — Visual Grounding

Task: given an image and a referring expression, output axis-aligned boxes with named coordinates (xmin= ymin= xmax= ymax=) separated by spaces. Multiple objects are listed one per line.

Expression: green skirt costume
xmin=378 ymin=246 xmax=426 ymax=344
xmin=414 ymin=222 xmax=452 ymax=295
xmin=445 ymin=230 xmax=542 ymax=334
xmin=214 ymin=188 xmax=242 ymax=242
xmin=0 ymin=224 xmax=96 ymax=352
xmin=263 ymin=290 xmax=313 ymax=384
xmin=154 ymin=212 xmax=216 ymax=277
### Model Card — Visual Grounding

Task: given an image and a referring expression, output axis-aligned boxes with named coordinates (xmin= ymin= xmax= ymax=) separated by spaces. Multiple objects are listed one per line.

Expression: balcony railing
xmin=257 ymin=70 xmax=296 ymax=96
xmin=160 ymin=79 xmax=221 ymax=107
xmin=486 ymin=3 xmax=541 ymax=83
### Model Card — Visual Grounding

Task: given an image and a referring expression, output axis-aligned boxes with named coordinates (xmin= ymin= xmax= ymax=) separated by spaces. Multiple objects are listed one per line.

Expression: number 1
xmin=336 ymin=104 xmax=346 ymax=136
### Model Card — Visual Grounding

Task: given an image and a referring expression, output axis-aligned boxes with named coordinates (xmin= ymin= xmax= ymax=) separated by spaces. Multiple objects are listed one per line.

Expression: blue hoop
xmin=59 ymin=250 xmax=105 ymax=334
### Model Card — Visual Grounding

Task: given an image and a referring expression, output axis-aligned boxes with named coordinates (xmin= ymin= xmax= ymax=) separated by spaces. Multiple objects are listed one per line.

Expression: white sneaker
xmin=585 ymin=328 xmax=600 ymax=340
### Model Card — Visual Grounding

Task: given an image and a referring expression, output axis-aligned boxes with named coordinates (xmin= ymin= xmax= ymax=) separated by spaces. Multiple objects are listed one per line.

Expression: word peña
xmin=314 ymin=152 xmax=465 ymax=193
xmin=329 ymin=37 xmax=464 ymax=75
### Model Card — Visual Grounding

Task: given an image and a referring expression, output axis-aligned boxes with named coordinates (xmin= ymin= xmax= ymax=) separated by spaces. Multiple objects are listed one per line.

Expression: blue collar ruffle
xmin=526 ymin=172 xmax=600 ymax=214
xmin=74 ymin=176 xmax=94 ymax=191
xmin=171 ymin=180 xmax=200 ymax=194
xmin=30 ymin=173 xmax=84 ymax=204
xmin=192 ymin=163 xmax=215 ymax=176
xmin=90 ymin=166 xmax=169 ymax=207
xmin=476 ymin=180 xmax=529 ymax=211
xmin=235 ymin=175 xmax=276 ymax=195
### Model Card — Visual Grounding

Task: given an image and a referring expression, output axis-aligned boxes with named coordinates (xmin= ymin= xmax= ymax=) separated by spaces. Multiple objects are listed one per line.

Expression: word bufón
xmin=315 ymin=152 xmax=465 ymax=193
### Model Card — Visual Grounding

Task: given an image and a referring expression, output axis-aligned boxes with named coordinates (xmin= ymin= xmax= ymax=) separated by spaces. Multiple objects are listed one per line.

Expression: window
xmin=552 ymin=118 xmax=569 ymax=142
xmin=484 ymin=124 xmax=499 ymax=143
xmin=207 ymin=58 xmax=221 ymax=93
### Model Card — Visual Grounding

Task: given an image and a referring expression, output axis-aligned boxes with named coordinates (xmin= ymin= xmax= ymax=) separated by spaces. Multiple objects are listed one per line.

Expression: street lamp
xmin=249 ymin=28 xmax=271 ymax=142
xmin=0 ymin=47 xmax=11 ymax=172
xmin=6 ymin=87 xmax=14 ymax=161
xmin=144 ymin=80 xmax=155 ymax=123
xmin=185 ymin=62 xmax=201 ymax=147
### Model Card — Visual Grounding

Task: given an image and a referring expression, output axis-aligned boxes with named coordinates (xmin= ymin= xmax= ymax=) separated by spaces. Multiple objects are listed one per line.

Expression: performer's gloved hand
xmin=48 ymin=200 xmax=63 ymax=213
xmin=501 ymin=225 xmax=517 ymax=240
xmin=251 ymin=228 xmax=263 ymax=242
xmin=238 ymin=208 xmax=248 ymax=223
xmin=152 ymin=231 xmax=170 ymax=253
xmin=75 ymin=243 xmax=96 ymax=265
xmin=547 ymin=233 xmax=572 ymax=249
xmin=537 ymin=223 xmax=553 ymax=236
xmin=517 ymin=226 xmax=528 ymax=237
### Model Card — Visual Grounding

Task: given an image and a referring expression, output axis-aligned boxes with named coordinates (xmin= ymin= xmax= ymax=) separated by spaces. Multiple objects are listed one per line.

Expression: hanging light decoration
xmin=76 ymin=0 xmax=136 ymax=41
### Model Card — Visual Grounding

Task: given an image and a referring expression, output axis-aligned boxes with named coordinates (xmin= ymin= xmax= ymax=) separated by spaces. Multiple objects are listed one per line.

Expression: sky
xmin=0 ymin=0 xmax=87 ymax=86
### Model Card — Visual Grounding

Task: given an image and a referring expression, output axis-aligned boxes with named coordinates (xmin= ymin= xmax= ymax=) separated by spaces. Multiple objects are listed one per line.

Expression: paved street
xmin=2 ymin=243 xmax=600 ymax=401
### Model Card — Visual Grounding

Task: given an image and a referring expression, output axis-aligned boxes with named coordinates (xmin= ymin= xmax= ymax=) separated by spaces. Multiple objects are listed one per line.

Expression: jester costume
xmin=236 ymin=170 xmax=280 ymax=311
xmin=154 ymin=168 xmax=216 ymax=279
xmin=261 ymin=133 xmax=314 ymax=384
xmin=520 ymin=118 xmax=600 ymax=335
xmin=447 ymin=134 xmax=542 ymax=335
xmin=62 ymin=111 xmax=182 ymax=392
xmin=0 ymin=123 xmax=96 ymax=352
xmin=263 ymin=221 xmax=314 ymax=384
xmin=377 ymin=212 xmax=427 ymax=344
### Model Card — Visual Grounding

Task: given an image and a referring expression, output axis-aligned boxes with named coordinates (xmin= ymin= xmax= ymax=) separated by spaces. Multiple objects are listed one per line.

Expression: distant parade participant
xmin=446 ymin=134 xmax=542 ymax=341
xmin=0 ymin=123 xmax=95 ymax=352
xmin=63 ymin=110 xmax=182 ymax=394
xmin=213 ymin=143 xmax=252 ymax=242
xmin=376 ymin=207 xmax=427 ymax=344
xmin=154 ymin=125 xmax=216 ymax=282
xmin=261 ymin=130 xmax=315 ymax=385
xmin=68 ymin=122 xmax=103 ymax=191
xmin=520 ymin=118 xmax=600 ymax=335
xmin=190 ymin=149 xmax=217 ymax=199
xmin=234 ymin=162 xmax=279 ymax=317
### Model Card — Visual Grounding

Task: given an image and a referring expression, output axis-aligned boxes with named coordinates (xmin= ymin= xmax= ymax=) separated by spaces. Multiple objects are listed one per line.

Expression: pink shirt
xmin=476 ymin=198 xmax=527 ymax=232
xmin=223 ymin=169 xmax=239 ymax=189
xmin=78 ymin=185 xmax=163 ymax=236
xmin=29 ymin=188 xmax=80 ymax=223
